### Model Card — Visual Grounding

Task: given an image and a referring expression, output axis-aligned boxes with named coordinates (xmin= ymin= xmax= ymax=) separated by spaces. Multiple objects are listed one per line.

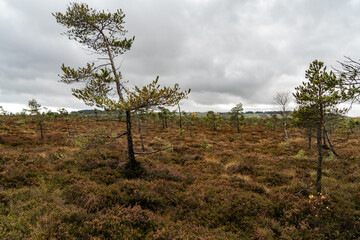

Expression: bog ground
xmin=0 ymin=115 xmax=359 ymax=239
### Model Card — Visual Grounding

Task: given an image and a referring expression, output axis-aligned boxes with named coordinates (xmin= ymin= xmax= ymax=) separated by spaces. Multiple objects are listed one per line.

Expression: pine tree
xmin=53 ymin=3 xmax=189 ymax=176
xmin=293 ymin=60 xmax=343 ymax=193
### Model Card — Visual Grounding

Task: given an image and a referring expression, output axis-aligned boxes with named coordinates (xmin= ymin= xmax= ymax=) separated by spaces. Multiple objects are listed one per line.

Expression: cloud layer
xmin=1 ymin=0 xmax=360 ymax=114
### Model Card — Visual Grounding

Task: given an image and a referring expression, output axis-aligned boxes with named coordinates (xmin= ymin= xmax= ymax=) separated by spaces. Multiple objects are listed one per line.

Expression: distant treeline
xmin=71 ymin=109 xmax=292 ymax=116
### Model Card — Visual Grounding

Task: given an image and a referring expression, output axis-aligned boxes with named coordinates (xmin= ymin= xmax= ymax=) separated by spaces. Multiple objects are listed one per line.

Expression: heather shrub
xmin=1 ymin=114 xmax=360 ymax=238
xmin=152 ymin=221 xmax=240 ymax=239
xmin=147 ymin=165 xmax=187 ymax=182
xmin=0 ymin=164 xmax=42 ymax=188
xmin=258 ymin=172 xmax=292 ymax=187
xmin=83 ymin=205 xmax=158 ymax=239
xmin=90 ymin=167 xmax=121 ymax=185
xmin=281 ymin=194 xmax=360 ymax=239
xmin=225 ymin=161 xmax=254 ymax=175
xmin=62 ymin=179 xmax=98 ymax=208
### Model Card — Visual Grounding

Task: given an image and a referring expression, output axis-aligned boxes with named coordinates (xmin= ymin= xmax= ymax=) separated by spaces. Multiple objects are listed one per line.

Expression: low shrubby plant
xmin=296 ymin=149 xmax=306 ymax=159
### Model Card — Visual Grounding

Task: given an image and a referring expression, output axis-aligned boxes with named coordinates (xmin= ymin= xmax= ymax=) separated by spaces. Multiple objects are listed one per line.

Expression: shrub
xmin=296 ymin=150 xmax=306 ymax=159
xmin=225 ymin=162 xmax=254 ymax=175
xmin=258 ymin=172 xmax=291 ymax=187
xmin=200 ymin=138 xmax=212 ymax=149
xmin=83 ymin=205 xmax=158 ymax=239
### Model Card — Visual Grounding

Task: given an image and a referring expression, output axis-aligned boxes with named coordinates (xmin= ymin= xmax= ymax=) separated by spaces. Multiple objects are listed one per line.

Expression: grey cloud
xmin=1 ymin=0 xmax=360 ymax=114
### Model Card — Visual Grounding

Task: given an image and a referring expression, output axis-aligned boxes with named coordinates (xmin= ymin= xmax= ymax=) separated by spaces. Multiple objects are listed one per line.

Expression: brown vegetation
xmin=0 ymin=115 xmax=359 ymax=239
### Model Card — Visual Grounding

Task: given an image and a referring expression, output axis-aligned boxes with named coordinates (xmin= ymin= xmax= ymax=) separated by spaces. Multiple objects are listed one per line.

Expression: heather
xmin=0 ymin=115 xmax=359 ymax=239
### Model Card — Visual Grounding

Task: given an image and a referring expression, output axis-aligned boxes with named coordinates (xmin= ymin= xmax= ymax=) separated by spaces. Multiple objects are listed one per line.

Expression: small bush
xmin=296 ymin=150 xmax=306 ymax=159
xmin=200 ymin=138 xmax=212 ymax=149
xmin=83 ymin=205 xmax=158 ymax=239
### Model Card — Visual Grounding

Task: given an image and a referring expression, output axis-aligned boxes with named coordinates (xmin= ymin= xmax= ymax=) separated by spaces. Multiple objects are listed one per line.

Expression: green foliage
xmin=53 ymin=3 xmax=133 ymax=55
xmin=200 ymin=138 xmax=212 ymax=149
xmin=230 ymin=103 xmax=245 ymax=133
xmin=294 ymin=60 xmax=344 ymax=118
xmin=278 ymin=141 xmax=290 ymax=150
xmin=153 ymin=136 xmax=173 ymax=151
xmin=205 ymin=111 xmax=224 ymax=131
xmin=27 ymin=99 xmax=42 ymax=115
xmin=57 ymin=108 xmax=68 ymax=116
xmin=324 ymin=151 xmax=335 ymax=162
xmin=294 ymin=60 xmax=344 ymax=192
xmin=265 ymin=120 xmax=276 ymax=130
xmin=54 ymin=3 xmax=189 ymax=113
xmin=54 ymin=2 xmax=189 ymax=173
xmin=296 ymin=150 xmax=306 ymax=159
xmin=74 ymin=128 xmax=107 ymax=150
xmin=158 ymin=107 xmax=171 ymax=129
xmin=178 ymin=128 xmax=186 ymax=136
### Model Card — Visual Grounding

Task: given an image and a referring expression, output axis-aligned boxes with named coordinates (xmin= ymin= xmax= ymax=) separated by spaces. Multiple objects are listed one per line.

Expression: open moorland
xmin=0 ymin=115 xmax=360 ymax=239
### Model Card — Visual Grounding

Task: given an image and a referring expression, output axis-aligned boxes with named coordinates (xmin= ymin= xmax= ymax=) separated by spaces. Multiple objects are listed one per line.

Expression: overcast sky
xmin=1 ymin=0 xmax=360 ymax=115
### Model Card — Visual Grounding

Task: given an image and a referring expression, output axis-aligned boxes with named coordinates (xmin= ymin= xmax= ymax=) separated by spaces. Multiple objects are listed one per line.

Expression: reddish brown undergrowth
xmin=0 ymin=116 xmax=359 ymax=239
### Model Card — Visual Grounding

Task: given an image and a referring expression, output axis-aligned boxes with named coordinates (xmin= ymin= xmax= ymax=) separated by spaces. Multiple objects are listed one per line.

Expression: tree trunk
xmin=284 ymin=121 xmax=289 ymax=144
xmin=236 ymin=115 xmax=240 ymax=133
xmin=178 ymin=104 xmax=182 ymax=131
xmin=316 ymin=118 xmax=323 ymax=193
xmin=308 ymin=133 xmax=311 ymax=149
xmin=39 ymin=122 xmax=44 ymax=140
xmin=126 ymin=110 xmax=136 ymax=167
xmin=323 ymin=124 xmax=339 ymax=157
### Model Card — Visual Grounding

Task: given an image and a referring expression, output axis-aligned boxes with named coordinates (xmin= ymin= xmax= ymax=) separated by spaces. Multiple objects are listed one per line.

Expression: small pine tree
xmin=230 ymin=103 xmax=244 ymax=133
xmin=294 ymin=60 xmax=343 ymax=193
xmin=53 ymin=3 xmax=189 ymax=176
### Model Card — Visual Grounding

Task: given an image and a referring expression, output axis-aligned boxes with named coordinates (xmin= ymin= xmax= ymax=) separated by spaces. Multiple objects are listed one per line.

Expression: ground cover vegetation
xmin=0 ymin=111 xmax=360 ymax=239
xmin=1 ymin=2 xmax=360 ymax=239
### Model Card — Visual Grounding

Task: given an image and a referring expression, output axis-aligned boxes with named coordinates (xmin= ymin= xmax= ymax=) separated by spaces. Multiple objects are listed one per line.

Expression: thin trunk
xmin=284 ymin=121 xmax=289 ymax=144
xmin=126 ymin=110 xmax=136 ymax=166
xmin=316 ymin=102 xmax=324 ymax=193
xmin=138 ymin=117 xmax=145 ymax=152
xmin=316 ymin=122 xmax=323 ymax=193
xmin=323 ymin=124 xmax=339 ymax=157
xmin=39 ymin=122 xmax=44 ymax=140
xmin=178 ymin=104 xmax=182 ymax=130
xmin=236 ymin=114 xmax=240 ymax=133
xmin=66 ymin=120 xmax=71 ymax=135
xmin=308 ymin=132 xmax=311 ymax=149
xmin=102 ymin=33 xmax=124 ymax=100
